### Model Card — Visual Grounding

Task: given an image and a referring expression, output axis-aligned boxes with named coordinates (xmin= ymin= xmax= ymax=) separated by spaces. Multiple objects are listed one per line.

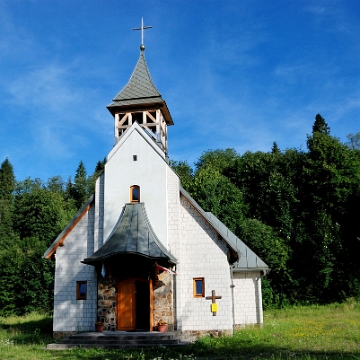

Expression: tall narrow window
xmin=76 ymin=281 xmax=87 ymax=300
xmin=130 ymin=185 xmax=140 ymax=202
xmin=193 ymin=278 xmax=205 ymax=298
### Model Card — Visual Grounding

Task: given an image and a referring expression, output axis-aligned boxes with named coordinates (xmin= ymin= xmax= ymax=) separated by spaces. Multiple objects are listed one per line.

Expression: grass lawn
xmin=0 ymin=299 xmax=359 ymax=359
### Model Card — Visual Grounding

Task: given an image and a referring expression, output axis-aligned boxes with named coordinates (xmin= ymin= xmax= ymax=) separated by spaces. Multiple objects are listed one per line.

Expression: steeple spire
xmin=107 ymin=22 xmax=173 ymax=154
xmin=133 ymin=17 xmax=152 ymax=51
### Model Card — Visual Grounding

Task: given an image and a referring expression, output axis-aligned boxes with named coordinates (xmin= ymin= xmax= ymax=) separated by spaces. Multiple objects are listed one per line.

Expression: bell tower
xmin=107 ymin=19 xmax=173 ymax=155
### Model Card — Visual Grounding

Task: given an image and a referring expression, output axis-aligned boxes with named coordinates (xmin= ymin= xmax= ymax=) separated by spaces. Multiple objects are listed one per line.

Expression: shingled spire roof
xmin=107 ymin=49 xmax=173 ymax=125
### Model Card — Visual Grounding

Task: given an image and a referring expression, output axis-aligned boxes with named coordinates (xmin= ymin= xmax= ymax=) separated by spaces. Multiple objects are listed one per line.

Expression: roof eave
xmin=106 ymin=99 xmax=174 ymax=126
xmin=180 ymin=187 xmax=270 ymax=271
xmin=232 ymin=266 xmax=270 ymax=272
xmin=82 ymin=251 xmax=176 ymax=266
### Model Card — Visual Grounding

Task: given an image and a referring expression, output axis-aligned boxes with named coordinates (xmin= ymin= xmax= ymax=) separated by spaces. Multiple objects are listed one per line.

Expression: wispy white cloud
xmin=7 ymin=64 xmax=81 ymax=111
xmin=0 ymin=3 xmax=41 ymax=64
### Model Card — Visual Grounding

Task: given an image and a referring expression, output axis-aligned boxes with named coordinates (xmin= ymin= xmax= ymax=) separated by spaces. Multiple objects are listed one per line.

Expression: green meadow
xmin=0 ymin=299 xmax=359 ymax=360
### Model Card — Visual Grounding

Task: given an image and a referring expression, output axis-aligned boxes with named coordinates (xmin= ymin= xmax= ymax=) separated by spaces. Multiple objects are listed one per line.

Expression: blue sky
xmin=1 ymin=1 xmax=360 ymax=182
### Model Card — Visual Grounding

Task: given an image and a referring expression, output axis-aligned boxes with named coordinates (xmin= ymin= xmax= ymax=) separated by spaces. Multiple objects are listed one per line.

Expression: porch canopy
xmin=82 ymin=203 xmax=177 ymax=265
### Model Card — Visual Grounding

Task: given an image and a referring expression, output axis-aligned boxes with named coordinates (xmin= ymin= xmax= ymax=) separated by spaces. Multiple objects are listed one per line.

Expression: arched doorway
xmin=117 ymin=278 xmax=154 ymax=331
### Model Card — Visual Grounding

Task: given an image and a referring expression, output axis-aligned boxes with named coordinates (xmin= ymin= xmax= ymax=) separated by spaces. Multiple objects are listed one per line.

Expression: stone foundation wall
xmin=180 ymin=329 xmax=232 ymax=342
xmin=53 ymin=331 xmax=79 ymax=340
xmin=97 ymin=277 xmax=116 ymax=331
xmin=234 ymin=323 xmax=261 ymax=331
xmin=154 ymin=271 xmax=174 ymax=330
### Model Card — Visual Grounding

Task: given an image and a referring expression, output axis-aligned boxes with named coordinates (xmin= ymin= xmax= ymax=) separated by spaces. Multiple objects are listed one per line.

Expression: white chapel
xmin=44 ymin=28 xmax=269 ymax=339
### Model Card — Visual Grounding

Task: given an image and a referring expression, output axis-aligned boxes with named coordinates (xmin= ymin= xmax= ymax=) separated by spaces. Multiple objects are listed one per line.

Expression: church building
xmin=44 ymin=28 xmax=269 ymax=339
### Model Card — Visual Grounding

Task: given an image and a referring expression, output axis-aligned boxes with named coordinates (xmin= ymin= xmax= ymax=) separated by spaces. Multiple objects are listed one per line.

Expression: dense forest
xmin=0 ymin=114 xmax=359 ymax=315
xmin=0 ymin=158 xmax=106 ymax=316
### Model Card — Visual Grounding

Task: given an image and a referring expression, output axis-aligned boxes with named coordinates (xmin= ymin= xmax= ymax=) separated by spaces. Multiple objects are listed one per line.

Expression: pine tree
xmin=0 ymin=158 xmax=15 ymax=200
xmin=271 ymin=141 xmax=281 ymax=154
xmin=88 ymin=157 xmax=107 ymax=195
xmin=0 ymin=158 xmax=16 ymax=249
xmin=312 ymin=113 xmax=330 ymax=135
xmin=72 ymin=161 xmax=89 ymax=209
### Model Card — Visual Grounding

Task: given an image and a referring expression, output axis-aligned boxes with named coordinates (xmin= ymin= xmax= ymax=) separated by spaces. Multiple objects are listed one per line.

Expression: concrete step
xmin=46 ymin=331 xmax=190 ymax=350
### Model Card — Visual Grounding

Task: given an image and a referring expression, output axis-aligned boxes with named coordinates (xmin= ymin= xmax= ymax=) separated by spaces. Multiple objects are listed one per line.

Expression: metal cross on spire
xmin=133 ymin=17 xmax=152 ymax=51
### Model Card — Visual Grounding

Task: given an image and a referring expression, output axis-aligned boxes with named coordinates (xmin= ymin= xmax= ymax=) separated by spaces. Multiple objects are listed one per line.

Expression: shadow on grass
xmin=2 ymin=317 xmax=358 ymax=359
xmin=0 ymin=315 xmax=53 ymax=345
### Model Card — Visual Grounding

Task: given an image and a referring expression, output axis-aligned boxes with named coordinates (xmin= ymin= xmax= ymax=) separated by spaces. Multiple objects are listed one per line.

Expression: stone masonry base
xmin=180 ymin=329 xmax=232 ymax=342
xmin=53 ymin=331 xmax=79 ymax=340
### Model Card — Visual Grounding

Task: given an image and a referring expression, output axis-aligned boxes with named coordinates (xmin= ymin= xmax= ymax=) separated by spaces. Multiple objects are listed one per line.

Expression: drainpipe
xmin=256 ymin=270 xmax=268 ymax=328
xmin=230 ymin=265 xmax=235 ymax=333
xmin=173 ymin=265 xmax=177 ymax=331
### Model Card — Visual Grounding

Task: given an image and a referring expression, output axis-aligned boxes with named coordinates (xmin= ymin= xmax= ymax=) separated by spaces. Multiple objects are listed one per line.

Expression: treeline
xmin=172 ymin=115 xmax=360 ymax=308
xmin=0 ymin=114 xmax=359 ymax=315
xmin=0 ymin=159 xmax=105 ymax=316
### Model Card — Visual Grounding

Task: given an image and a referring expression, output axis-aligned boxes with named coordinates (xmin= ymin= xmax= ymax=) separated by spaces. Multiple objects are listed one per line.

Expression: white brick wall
xmin=53 ymin=206 xmax=97 ymax=332
xmin=103 ymin=126 xmax=169 ymax=247
xmin=178 ymin=195 xmax=233 ymax=331
xmin=232 ymin=271 xmax=262 ymax=325
xmin=166 ymin=168 xmax=182 ymax=329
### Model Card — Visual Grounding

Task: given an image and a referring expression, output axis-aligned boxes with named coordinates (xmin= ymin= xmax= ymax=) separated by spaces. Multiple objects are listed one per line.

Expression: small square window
xmin=76 ymin=281 xmax=87 ymax=300
xmin=193 ymin=278 xmax=205 ymax=298
xmin=133 ymin=155 xmax=137 ymax=161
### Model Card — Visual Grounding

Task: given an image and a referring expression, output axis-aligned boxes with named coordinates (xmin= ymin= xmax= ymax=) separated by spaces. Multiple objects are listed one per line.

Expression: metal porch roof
xmin=82 ymin=202 xmax=177 ymax=265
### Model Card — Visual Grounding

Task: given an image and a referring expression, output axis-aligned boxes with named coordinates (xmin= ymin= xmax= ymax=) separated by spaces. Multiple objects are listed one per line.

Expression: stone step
xmin=61 ymin=334 xmax=175 ymax=341
xmin=46 ymin=331 xmax=190 ymax=350
xmin=47 ymin=341 xmax=189 ymax=350
xmin=56 ymin=338 xmax=181 ymax=345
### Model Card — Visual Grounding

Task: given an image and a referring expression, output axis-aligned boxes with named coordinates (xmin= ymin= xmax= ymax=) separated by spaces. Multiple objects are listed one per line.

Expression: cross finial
xmin=133 ymin=17 xmax=152 ymax=51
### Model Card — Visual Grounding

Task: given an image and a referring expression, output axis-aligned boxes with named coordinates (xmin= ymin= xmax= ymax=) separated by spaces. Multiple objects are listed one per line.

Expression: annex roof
xmin=82 ymin=202 xmax=177 ymax=265
xmin=180 ymin=187 xmax=269 ymax=272
xmin=43 ymin=195 xmax=94 ymax=259
xmin=107 ymin=50 xmax=173 ymax=125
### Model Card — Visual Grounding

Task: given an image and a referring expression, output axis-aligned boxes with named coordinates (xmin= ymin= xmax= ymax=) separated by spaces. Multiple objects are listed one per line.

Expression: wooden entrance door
xmin=117 ymin=279 xmax=153 ymax=331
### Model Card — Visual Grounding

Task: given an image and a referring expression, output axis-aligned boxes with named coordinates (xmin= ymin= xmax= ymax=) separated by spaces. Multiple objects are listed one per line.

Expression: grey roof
xmin=43 ymin=194 xmax=94 ymax=259
xmin=82 ymin=202 xmax=177 ymax=265
xmin=180 ymin=187 xmax=269 ymax=272
xmin=107 ymin=50 xmax=173 ymax=125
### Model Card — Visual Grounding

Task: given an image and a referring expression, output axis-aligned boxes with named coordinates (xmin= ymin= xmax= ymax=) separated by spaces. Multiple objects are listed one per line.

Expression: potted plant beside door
xmin=95 ymin=321 xmax=104 ymax=332
xmin=157 ymin=320 xmax=168 ymax=332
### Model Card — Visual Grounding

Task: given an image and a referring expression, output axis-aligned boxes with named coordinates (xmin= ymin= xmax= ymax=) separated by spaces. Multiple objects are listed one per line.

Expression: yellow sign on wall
xmin=211 ymin=303 xmax=218 ymax=313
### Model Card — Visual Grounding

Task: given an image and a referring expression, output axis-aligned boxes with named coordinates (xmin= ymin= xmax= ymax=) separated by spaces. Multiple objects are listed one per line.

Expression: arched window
xmin=130 ymin=185 xmax=140 ymax=202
